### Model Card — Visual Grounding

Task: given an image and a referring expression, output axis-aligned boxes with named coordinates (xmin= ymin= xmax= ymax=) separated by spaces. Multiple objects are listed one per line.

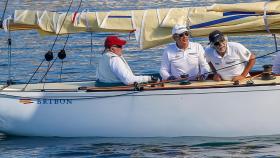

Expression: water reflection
xmin=1 ymin=135 xmax=280 ymax=157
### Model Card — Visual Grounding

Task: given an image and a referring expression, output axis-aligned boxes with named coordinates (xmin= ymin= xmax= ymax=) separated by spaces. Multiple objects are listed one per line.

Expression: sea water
xmin=0 ymin=0 xmax=280 ymax=157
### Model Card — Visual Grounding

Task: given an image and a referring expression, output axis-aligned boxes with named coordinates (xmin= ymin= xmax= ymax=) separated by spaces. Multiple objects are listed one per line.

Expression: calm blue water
xmin=1 ymin=0 xmax=280 ymax=157
xmin=1 ymin=135 xmax=280 ymax=157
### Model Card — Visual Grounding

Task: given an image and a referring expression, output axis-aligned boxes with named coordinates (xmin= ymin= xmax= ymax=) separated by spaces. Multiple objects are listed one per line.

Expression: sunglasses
xmin=214 ymin=40 xmax=226 ymax=47
xmin=176 ymin=32 xmax=189 ymax=38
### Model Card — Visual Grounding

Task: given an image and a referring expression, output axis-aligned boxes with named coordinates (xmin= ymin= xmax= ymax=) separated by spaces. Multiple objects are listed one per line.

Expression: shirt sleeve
xmin=110 ymin=57 xmax=150 ymax=85
xmin=204 ymin=46 xmax=212 ymax=63
xmin=198 ymin=44 xmax=210 ymax=76
xmin=237 ymin=43 xmax=251 ymax=62
xmin=160 ymin=49 xmax=171 ymax=80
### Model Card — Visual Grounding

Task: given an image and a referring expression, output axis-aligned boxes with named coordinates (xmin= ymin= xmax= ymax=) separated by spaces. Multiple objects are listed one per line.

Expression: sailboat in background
xmin=0 ymin=1 xmax=280 ymax=137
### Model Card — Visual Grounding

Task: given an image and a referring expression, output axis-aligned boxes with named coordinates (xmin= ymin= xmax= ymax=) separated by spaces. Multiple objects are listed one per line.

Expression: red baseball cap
xmin=104 ymin=36 xmax=127 ymax=48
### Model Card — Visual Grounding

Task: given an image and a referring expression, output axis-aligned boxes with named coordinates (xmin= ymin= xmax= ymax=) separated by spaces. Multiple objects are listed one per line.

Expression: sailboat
xmin=0 ymin=1 xmax=280 ymax=137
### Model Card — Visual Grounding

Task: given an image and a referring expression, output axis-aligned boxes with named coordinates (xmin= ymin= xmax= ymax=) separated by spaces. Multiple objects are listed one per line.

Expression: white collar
xmin=175 ymin=42 xmax=191 ymax=51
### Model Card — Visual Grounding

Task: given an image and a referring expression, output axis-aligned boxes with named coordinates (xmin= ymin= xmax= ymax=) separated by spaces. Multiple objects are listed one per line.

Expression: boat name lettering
xmin=37 ymin=99 xmax=73 ymax=104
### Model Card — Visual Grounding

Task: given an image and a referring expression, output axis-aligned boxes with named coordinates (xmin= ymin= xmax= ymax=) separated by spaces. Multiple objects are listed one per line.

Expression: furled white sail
xmin=4 ymin=1 xmax=280 ymax=49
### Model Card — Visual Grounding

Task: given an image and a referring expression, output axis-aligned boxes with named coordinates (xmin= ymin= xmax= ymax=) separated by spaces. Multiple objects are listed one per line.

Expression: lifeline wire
xmin=187 ymin=49 xmax=280 ymax=81
xmin=0 ymin=91 xmax=141 ymax=100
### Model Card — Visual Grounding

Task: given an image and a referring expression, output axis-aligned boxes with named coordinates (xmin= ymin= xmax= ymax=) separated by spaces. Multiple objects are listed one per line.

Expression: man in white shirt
xmin=97 ymin=36 xmax=157 ymax=85
xmin=160 ymin=24 xmax=210 ymax=81
xmin=205 ymin=30 xmax=256 ymax=82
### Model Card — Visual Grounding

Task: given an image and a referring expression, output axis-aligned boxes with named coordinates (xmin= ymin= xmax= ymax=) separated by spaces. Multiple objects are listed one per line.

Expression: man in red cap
xmin=97 ymin=36 xmax=156 ymax=85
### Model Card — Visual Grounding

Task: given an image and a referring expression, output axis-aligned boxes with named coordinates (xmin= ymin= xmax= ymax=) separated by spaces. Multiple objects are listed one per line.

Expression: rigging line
xmin=23 ymin=0 xmax=74 ymax=90
xmin=50 ymin=0 xmax=74 ymax=51
xmin=41 ymin=0 xmax=83 ymax=84
xmin=7 ymin=32 xmax=11 ymax=69
xmin=39 ymin=56 xmax=58 ymax=83
xmin=7 ymin=30 xmax=12 ymax=85
xmin=90 ymin=32 xmax=94 ymax=65
xmin=62 ymin=0 xmax=83 ymax=49
xmin=72 ymin=0 xmax=83 ymax=21
xmin=42 ymin=62 xmax=51 ymax=90
xmin=58 ymin=34 xmax=69 ymax=82
xmin=22 ymin=59 xmax=46 ymax=91
xmin=197 ymin=49 xmax=280 ymax=80
xmin=0 ymin=0 xmax=8 ymax=28
xmin=77 ymin=0 xmax=83 ymax=12
xmin=63 ymin=34 xmax=70 ymax=50
xmin=57 ymin=34 xmax=69 ymax=83
xmin=273 ymin=34 xmax=278 ymax=51
xmin=40 ymin=0 xmax=83 ymax=83
xmin=60 ymin=60 xmax=64 ymax=82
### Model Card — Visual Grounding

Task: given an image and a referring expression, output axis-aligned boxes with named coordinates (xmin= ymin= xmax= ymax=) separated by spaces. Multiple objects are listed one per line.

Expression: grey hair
xmin=210 ymin=35 xmax=228 ymax=48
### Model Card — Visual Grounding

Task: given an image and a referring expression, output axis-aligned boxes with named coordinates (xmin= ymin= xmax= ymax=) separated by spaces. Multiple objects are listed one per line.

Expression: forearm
xmin=208 ymin=62 xmax=217 ymax=74
xmin=241 ymin=54 xmax=256 ymax=77
xmin=160 ymin=52 xmax=171 ymax=80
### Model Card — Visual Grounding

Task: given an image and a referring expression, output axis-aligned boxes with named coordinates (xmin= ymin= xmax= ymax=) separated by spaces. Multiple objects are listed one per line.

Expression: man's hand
xmin=196 ymin=74 xmax=206 ymax=81
xmin=213 ymin=73 xmax=222 ymax=81
xmin=149 ymin=75 xmax=159 ymax=83
xmin=167 ymin=76 xmax=176 ymax=80
xmin=232 ymin=75 xmax=246 ymax=82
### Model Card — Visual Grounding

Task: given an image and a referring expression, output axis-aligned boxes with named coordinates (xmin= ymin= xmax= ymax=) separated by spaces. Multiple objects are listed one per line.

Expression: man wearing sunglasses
xmin=97 ymin=36 xmax=157 ymax=85
xmin=205 ymin=30 xmax=256 ymax=82
xmin=160 ymin=24 xmax=210 ymax=81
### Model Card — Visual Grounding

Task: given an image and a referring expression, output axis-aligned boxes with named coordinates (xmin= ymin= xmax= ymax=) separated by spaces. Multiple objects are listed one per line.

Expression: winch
xmin=261 ymin=64 xmax=276 ymax=80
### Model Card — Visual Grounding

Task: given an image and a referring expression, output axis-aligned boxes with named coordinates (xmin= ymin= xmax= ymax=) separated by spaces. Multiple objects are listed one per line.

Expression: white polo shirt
xmin=160 ymin=42 xmax=210 ymax=80
xmin=97 ymin=51 xmax=150 ymax=85
xmin=205 ymin=42 xmax=251 ymax=80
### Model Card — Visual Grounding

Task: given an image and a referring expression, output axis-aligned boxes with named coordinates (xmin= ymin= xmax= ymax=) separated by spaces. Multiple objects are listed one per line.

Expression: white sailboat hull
xmin=0 ymin=85 xmax=280 ymax=137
